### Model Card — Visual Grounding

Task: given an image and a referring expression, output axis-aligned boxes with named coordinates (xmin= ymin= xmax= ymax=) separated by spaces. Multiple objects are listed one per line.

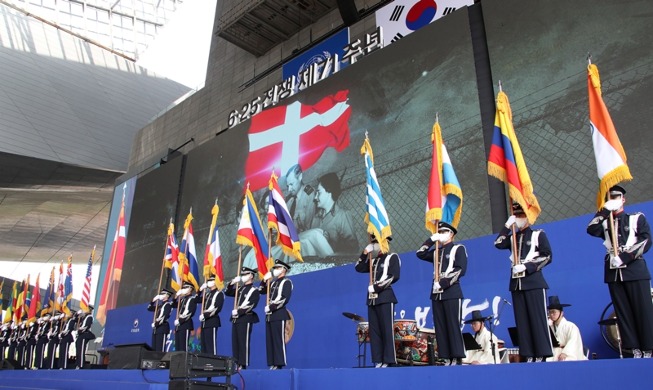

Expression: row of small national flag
xmin=1 ymin=248 xmax=95 ymax=324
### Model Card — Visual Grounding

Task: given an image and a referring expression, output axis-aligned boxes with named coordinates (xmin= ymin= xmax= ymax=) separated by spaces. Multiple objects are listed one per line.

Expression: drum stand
xmin=357 ymin=340 xmax=369 ymax=368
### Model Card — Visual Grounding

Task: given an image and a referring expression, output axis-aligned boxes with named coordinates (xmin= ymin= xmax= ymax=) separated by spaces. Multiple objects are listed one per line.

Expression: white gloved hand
xmin=364 ymin=244 xmax=375 ymax=254
xmin=175 ymin=289 xmax=184 ymax=297
xmin=199 ymin=314 xmax=205 ymax=322
xmin=430 ymin=233 xmax=442 ymax=242
xmin=513 ymin=264 xmax=526 ymax=275
xmin=433 ymin=281 xmax=442 ymax=291
xmin=505 ymin=215 xmax=517 ymax=228
xmin=367 ymin=285 xmax=375 ymax=293
xmin=264 ymin=305 xmax=271 ymax=314
xmin=174 ymin=320 xmax=180 ymax=327
xmin=604 ymin=199 xmax=622 ymax=211
xmin=231 ymin=276 xmax=242 ymax=285
xmin=199 ymin=283 xmax=207 ymax=292
xmin=151 ymin=323 xmax=156 ymax=329
xmin=610 ymin=255 xmax=624 ymax=268
xmin=263 ymin=272 xmax=272 ymax=282
xmin=77 ymin=309 xmax=83 ymax=315
xmin=231 ymin=309 xmax=238 ymax=317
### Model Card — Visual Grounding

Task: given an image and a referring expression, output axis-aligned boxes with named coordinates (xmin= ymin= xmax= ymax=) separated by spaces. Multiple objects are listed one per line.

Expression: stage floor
xmin=0 ymin=359 xmax=651 ymax=389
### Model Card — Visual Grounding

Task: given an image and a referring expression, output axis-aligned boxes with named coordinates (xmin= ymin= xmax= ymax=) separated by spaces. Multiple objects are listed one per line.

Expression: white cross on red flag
xmin=244 ymin=90 xmax=352 ymax=191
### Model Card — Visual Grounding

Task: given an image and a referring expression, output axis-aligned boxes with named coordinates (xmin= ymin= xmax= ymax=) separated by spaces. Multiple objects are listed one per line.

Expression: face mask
xmin=207 ymin=281 xmax=216 ymax=288
xmin=272 ymin=268 xmax=282 ymax=277
xmin=438 ymin=232 xmax=453 ymax=243
xmin=241 ymin=274 xmax=252 ymax=283
xmin=515 ymin=217 xmax=528 ymax=229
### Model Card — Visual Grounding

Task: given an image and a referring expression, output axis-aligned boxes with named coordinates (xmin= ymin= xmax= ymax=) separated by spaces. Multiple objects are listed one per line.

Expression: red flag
xmin=236 ymin=186 xmax=270 ymax=278
xmin=97 ymin=197 xmax=126 ymax=325
xmin=28 ymin=273 xmax=41 ymax=322
xmin=244 ymin=90 xmax=352 ymax=191
xmin=268 ymin=172 xmax=302 ymax=262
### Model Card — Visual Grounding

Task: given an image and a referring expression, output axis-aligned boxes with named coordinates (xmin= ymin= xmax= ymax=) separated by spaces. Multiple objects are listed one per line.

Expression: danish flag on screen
xmin=245 ymin=90 xmax=352 ymax=191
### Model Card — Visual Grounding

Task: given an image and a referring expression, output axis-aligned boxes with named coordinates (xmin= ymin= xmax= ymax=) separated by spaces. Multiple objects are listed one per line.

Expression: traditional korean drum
xmin=357 ymin=321 xmax=370 ymax=343
xmin=393 ymin=319 xmax=418 ymax=341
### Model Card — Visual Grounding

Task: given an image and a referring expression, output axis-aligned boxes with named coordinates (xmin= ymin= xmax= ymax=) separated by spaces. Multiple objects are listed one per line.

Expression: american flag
xmin=80 ymin=246 xmax=95 ymax=311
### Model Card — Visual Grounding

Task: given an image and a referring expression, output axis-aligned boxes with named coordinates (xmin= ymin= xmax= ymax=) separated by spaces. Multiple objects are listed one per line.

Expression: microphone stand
xmin=488 ymin=299 xmax=510 ymax=364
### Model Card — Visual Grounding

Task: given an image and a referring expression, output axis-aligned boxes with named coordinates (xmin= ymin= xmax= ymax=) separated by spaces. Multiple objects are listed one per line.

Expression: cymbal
xmin=342 ymin=312 xmax=366 ymax=322
xmin=598 ymin=317 xmax=618 ymax=326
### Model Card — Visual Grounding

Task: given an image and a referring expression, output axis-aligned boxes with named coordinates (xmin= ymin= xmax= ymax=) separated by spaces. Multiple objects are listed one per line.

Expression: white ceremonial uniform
xmin=462 ymin=327 xmax=499 ymax=364
xmin=547 ymin=317 xmax=587 ymax=361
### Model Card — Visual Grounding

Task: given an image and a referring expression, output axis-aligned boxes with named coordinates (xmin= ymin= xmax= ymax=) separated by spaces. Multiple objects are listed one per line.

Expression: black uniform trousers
xmin=201 ymin=326 xmax=218 ymax=355
xmin=609 ymin=279 xmax=653 ymax=350
xmin=175 ymin=328 xmax=190 ymax=352
xmin=432 ymin=298 xmax=465 ymax=359
xmin=59 ymin=337 xmax=74 ymax=369
xmin=368 ymin=302 xmax=396 ymax=365
xmin=232 ymin=322 xmax=253 ymax=368
xmin=46 ymin=337 xmax=59 ymax=369
xmin=16 ymin=341 xmax=26 ymax=367
xmin=512 ymin=288 xmax=552 ymax=358
xmin=152 ymin=327 xmax=169 ymax=352
xmin=75 ymin=334 xmax=93 ymax=368
xmin=35 ymin=337 xmax=48 ymax=368
xmin=7 ymin=344 xmax=16 ymax=362
xmin=266 ymin=319 xmax=286 ymax=367
xmin=25 ymin=340 xmax=36 ymax=368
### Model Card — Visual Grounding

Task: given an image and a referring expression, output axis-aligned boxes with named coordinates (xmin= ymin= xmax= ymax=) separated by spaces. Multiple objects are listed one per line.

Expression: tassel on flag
xmin=587 ymin=62 xmax=632 ymax=209
xmin=487 ymin=89 xmax=541 ymax=224
xmin=236 ymin=185 xmax=270 ymax=278
xmin=360 ymin=135 xmax=392 ymax=253
xmin=204 ymin=202 xmax=225 ymax=290
xmin=425 ymin=119 xmax=463 ymax=233
xmin=268 ymin=171 xmax=303 ymax=262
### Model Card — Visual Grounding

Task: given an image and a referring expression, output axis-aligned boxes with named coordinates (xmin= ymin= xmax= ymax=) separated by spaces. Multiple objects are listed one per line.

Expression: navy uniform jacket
xmin=201 ymin=289 xmax=225 ymax=328
xmin=355 ymin=251 xmax=401 ymax=305
xmin=587 ymin=209 xmax=652 ymax=283
xmin=416 ymin=239 xmax=467 ymax=300
xmin=0 ymin=326 xmax=9 ymax=346
xmin=60 ymin=317 xmax=76 ymax=343
xmin=77 ymin=314 xmax=96 ymax=340
xmin=148 ymin=299 xmax=172 ymax=334
xmin=176 ymin=295 xmax=197 ymax=332
xmin=260 ymin=277 xmax=293 ymax=322
xmin=494 ymin=226 xmax=552 ymax=291
xmin=225 ymin=283 xmax=260 ymax=324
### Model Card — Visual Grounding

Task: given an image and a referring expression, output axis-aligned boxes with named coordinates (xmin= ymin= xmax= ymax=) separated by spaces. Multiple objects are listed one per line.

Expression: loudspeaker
xmin=336 ymin=0 xmax=360 ymax=26
xmin=107 ymin=343 xmax=152 ymax=369
xmin=140 ymin=350 xmax=167 ymax=369
xmin=168 ymin=380 xmax=235 ymax=390
xmin=0 ymin=359 xmax=22 ymax=370
xmin=169 ymin=352 xmax=236 ymax=379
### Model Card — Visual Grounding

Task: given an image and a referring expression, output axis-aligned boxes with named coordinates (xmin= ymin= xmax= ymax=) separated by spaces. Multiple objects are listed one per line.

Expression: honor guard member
xmin=587 ymin=185 xmax=653 ymax=358
xmin=0 ymin=322 xmax=10 ymax=361
xmin=7 ymin=321 xmax=17 ymax=362
xmin=75 ymin=305 xmax=96 ymax=369
xmin=225 ymin=267 xmax=260 ymax=370
xmin=462 ymin=310 xmax=499 ymax=365
xmin=25 ymin=317 xmax=39 ymax=368
xmin=416 ymin=222 xmax=467 ymax=365
xmin=16 ymin=318 xmax=28 ymax=367
xmin=148 ymin=288 xmax=174 ymax=352
xmin=35 ymin=312 xmax=52 ymax=369
xmin=495 ymin=202 xmax=553 ymax=362
xmin=355 ymin=234 xmax=401 ymax=368
xmin=174 ymin=281 xmax=197 ymax=352
xmin=58 ymin=311 xmax=76 ymax=369
xmin=285 ymin=164 xmax=316 ymax=231
xmin=546 ymin=296 xmax=586 ymax=361
xmin=199 ymin=276 xmax=225 ymax=355
xmin=261 ymin=259 xmax=293 ymax=370
xmin=46 ymin=312 xmax=63 ymax=369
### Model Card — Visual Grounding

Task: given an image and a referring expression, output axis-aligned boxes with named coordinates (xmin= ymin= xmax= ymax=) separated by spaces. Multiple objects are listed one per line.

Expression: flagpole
xmin=202 ymin=200 xmax=218 ymax=322
xmin=266 ymin=229 xmax=272 ymax=306
xmin=233 ymin=246 xmax=243 ymax=313
xmin=433 ymin=219 xmax=441 ymax=288
xmin=507 ymin=196 xmax=525 ymax=279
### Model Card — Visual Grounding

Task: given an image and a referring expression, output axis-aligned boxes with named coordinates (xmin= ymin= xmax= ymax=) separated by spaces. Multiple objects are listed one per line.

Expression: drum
xmin=507 ymin=347 xmax=521 ymax=363
xmin=393 ymin=319 xmax=418 ymax=341
xmin=357 ymin=322 xmax=370 ymax=343
xmin=395 ymin=327 xmax=436 ymax=365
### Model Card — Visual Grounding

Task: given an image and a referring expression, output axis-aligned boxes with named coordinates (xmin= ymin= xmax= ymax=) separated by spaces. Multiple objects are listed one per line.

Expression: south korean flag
xmin=375 ymin=0 xmax=474 ymax=47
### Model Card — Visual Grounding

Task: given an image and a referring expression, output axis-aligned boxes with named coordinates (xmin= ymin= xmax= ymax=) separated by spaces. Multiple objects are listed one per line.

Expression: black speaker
xmin=0 ymin=359 xmax=22 ymax=370
xmin=336 ymin=0 xmax=360 ymax=26
xmin=140 ymin=350 xmax=167 ymax=369
xmin=168 ymin=380 xmax=235 ymax=390
xmin=169 ymin=352 xmax=236 ymax=379
xmin=108 ymin=343 xmax=152 ymax=369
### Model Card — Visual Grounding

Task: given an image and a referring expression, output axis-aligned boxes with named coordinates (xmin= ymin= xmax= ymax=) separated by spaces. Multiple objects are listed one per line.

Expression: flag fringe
xmin=425 ymin=209 xmax=443 ymax=233
xmin=596 ymin=166 xmax=633 ymax=210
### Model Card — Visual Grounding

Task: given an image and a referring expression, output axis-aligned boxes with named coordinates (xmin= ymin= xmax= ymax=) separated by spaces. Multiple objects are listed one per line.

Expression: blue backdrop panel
xmin=102 ymin=201 xmax=653 ymax=367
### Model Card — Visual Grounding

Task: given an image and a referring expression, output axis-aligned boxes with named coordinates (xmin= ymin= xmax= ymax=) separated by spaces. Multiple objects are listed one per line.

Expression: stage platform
xmin=0 ymin=359 xmax=651 ymax=389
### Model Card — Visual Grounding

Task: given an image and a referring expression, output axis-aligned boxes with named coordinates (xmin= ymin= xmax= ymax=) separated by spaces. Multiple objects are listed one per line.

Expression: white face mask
xmin=272 ymin=268 xmax=282 ymax=277
xmin=515 ymin=217 xmax=528 ymax=229
xmin=207 ymin=280 xmax=216 ymax=288
xmin=241 ymin=274 xmax=252 ymax=283
xmin=438 ymin=232 xmax=453 ymax=243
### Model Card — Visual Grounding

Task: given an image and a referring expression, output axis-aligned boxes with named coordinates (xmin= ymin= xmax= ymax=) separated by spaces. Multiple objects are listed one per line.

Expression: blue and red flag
xmin=179 ymin=210 xmax=200 ymax=290
xmin=487 ymin=90 xmax=541 ymax=224
xmin=236 ymin=186 xmax=270 ymax=278
xmin=268 ymin=171 xmax=303 ymax=262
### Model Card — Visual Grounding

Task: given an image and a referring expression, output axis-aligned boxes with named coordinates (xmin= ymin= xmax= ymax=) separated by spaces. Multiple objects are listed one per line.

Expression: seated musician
xmin=546 ymin=296 xmax=587 ymax=361
xmin=462 ymin=310 xmax=499 ymax=364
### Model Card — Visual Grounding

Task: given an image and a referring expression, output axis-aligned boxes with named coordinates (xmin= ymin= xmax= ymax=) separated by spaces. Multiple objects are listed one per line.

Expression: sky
xmin=136 ymin=0 xmax=217 ymax=89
